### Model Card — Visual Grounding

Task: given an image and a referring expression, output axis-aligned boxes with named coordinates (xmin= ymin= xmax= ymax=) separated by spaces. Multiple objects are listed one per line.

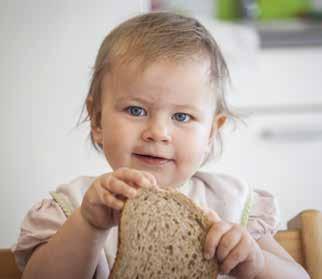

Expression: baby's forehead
xmin=103 ymin=58 xmax=217 ymax=111
xmin=108 ymin=55 xmax=214 ymax=85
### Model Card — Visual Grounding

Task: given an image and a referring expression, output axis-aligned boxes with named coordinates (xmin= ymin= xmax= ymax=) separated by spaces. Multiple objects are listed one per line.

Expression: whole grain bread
xmin=109 ymin=187 xmax=218 ymax=279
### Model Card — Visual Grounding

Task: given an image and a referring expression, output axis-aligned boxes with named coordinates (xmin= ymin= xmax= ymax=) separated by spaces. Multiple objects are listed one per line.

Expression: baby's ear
xmin=216 ymin=114 xmax=226 ymax=130
xmin=208 ymin=114 xmax=226 ymax=143
xmin=91 ymin=122 xmax=103 ymax=145
xmin=86 ymin=96 xmax=103 ymax=145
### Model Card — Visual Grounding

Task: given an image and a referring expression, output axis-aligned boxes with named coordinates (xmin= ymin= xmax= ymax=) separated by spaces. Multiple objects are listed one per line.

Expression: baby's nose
xmin=141 ymin=120 xmax=172 ymax=143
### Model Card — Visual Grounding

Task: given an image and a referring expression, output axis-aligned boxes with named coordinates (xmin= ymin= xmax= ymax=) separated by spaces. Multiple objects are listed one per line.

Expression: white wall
xmin=201 ymin=26 xmax=322 ymax=228
xmin=0 ymin=0 xmax=148 ymax=247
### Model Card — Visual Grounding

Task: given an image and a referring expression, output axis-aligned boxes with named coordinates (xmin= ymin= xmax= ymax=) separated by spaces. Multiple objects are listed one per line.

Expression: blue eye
xmin=173 ymin=113 xmax=191 ymax=122
xmin=127 ymin=106 xmax=146 ymax=117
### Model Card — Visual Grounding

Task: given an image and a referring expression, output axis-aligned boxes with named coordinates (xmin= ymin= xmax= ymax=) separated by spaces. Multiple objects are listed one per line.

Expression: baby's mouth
xmin=132 ymin=153 xmax=173 ymax=165
xmin=136 ymin=154 xmax=163 ymax=159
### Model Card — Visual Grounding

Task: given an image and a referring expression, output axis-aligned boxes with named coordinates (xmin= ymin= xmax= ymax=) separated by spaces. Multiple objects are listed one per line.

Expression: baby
xmin=13 ymin=12 xmax=309 ymax=279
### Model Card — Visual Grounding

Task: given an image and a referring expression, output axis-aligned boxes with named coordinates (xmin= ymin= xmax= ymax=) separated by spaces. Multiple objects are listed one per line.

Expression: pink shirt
xmin=12 ymin=170 xmax=279 ymax=279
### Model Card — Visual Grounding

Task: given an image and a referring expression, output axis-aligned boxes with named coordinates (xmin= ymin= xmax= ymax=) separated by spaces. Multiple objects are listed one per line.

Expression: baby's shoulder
xmin=192 ymin=170 xmax=251 ymax=200
xmin=191 ymin=170 xmax=280 ymax=233
xmin=11 ymin=175 xmax=97 ymax=271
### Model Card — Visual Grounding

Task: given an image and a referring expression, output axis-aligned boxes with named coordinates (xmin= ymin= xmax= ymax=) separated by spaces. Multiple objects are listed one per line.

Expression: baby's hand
xmin=203 ymin=210 xmax=264 ymax=279
xmin=81 ymin=167 xmax=157 ymax=230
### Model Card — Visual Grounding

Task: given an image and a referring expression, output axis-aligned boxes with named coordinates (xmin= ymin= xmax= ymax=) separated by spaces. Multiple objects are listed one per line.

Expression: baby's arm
xmin=255 ymin=234 xmax=309 ymax=279
xmin=22 ymin=168 xmax=157 ymax=279
xmin=22 ymin=208 xmax=108 ymax=279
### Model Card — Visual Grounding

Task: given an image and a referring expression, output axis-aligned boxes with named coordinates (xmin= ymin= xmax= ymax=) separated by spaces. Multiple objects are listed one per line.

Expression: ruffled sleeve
xmin=247 ymin=189 xmax=280 ymax=240
xmin=11 ymin=199 xmax=67 ymax=271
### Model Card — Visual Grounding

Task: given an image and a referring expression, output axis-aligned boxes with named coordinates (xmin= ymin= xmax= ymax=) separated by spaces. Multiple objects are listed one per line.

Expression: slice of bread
xmin=109 ymin=187 xmax=218 ymax=279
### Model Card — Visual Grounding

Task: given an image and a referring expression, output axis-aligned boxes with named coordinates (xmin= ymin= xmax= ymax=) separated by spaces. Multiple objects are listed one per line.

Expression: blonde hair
xmin=78 ymin=11 xmax=238 ymax=165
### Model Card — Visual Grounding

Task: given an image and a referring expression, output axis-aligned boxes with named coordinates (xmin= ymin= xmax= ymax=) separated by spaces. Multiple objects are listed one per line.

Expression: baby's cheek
xmin=177 ymin=142 xmax=206 ymax=173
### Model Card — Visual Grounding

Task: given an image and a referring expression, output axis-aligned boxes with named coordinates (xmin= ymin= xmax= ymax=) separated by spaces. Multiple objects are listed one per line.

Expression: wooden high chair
xmin=275 ymin=209 xmax=322 ymax=279
xmin=1 ymin=209 xmax=321 ymax=279
xmin=0 ymin=248 xmax=21 ymax=279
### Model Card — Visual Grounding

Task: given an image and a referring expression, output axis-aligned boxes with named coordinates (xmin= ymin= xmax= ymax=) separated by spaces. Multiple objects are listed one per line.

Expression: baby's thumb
xmin=203 ymin=207 xmax=221 ymax=223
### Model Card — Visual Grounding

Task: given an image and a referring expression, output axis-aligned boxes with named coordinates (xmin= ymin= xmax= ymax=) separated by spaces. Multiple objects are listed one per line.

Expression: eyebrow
xmin=115 ymin=96 xmax=201 ymax=112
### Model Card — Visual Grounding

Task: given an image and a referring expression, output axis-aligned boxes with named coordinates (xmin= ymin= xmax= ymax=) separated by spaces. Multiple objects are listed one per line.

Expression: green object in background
xmin=258 ymin=0 xmax=312 ymax=20
xmin=216 ymin=0 xmax=313 ymax=21
xmin=217 ymin=0 xmax=241 ymax=20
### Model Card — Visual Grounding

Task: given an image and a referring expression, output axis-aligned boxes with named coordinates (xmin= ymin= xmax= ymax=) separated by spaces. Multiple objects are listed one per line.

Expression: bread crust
xmin=109 ymin=187 xmax=218 ymax=279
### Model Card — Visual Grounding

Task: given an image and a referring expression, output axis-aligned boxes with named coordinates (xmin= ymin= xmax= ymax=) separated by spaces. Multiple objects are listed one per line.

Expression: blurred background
xmin=1 ymin=0 xmax=322 ymax=247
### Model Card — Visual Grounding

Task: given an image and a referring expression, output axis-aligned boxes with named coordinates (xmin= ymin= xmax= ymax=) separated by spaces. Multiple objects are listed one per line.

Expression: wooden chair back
xmin=0 ymin=248 xmax=22 ymax=279
xmin=274 ymin=209 xmax=322 ymax=279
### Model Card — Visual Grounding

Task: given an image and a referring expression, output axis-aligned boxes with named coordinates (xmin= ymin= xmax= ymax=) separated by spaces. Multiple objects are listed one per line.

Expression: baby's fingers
xmin=101 ymin=175 xmax=137 ymax=200
xmin=114 ymin=167 xmax=153 ymax=188
xmin=204 ymin=209 xmax=221 ymax=223
xmin=204 ymin=221 xmax=232 ymax=260
xmin=140 ymin=171 xmax=158 ymax=188
xmin=216 ymin=225 xmax=243 ymax=263
xmin=219 ymin=236 xmax=250 ymax=275
xmin=102 ymin=191 xmax=124 ymax=210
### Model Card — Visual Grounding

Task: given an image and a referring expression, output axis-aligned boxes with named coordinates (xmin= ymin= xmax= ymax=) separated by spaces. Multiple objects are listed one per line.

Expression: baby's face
xmin=93 ymin=59 xmax=222 ymax=188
